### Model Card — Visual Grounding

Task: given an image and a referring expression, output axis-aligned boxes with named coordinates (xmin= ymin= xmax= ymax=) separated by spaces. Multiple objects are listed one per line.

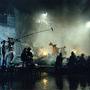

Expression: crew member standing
xmin=1 ymin=40 xmax=6 ymax=67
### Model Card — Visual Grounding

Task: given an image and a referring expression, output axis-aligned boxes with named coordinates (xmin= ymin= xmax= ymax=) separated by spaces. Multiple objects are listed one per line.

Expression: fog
xmin=15 ymin=8 xmax=90 ymax=57
xmin=0 ymin=25 xmax=16 ymax=42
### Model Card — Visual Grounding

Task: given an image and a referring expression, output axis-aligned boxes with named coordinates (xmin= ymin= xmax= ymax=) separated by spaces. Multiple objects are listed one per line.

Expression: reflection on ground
xmin=0 ymin=70 xmax=90 ymax=90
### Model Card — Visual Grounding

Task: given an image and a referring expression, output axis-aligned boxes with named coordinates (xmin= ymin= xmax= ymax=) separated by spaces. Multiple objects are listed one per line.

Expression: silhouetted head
xmin=3 ymin=40 xmax=5 ymax=43
xmin=49 ymin=42 xmax=53 ymax=46
xmin=59 ymin=52 xmax=62 ymax=57
xmin=8 ymin=37 xmax=11 ymax=41
xmin=77 ymin=56 xmax=80 ymax=59
xmin=27 ymin=47 xmax=31 ymax=51
xmin=63 ymin=46 xmax=66 ymax=48
xmin=81 ymin=53 xmax=85 ymax=57
xmin=71 ymin=51 xmax=75 ymax=56
xmin=53 ymin=44 xmax=57 ymax=47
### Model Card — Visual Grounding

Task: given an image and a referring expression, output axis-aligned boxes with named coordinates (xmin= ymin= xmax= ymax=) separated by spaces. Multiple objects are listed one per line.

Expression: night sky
xmin=0 ymin=0 xmax=90 ymax=15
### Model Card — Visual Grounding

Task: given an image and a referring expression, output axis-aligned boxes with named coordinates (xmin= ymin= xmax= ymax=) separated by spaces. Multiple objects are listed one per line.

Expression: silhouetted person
xmin=1 ymin=40 xmax=6 ymax=67
xmin=5 ymin=38 xmax=15 ymax=67
xmin=7 ymin=37 xmax=14 ymax=52
xmin=60 ymin=46 xmax=67 ymax=57
xmin=76 ymin=56 xmax=81 ymax=73
xmin=49 ymin=42 xmax=59 ymax=55
xmin=55 ymin=53 xmax=63 ymax=73
xmin=68 ymin=51 xmax=77 ymax=74
xmin=26 ymin=47 xmax=33 ymax=67
xmin=79 ymin=54 xmax=86 ymax=66
xmin=79 ymin=54 xmax=86 ymax=73
xmin=9 ymin=47 xmax=14 ymax=63
xmin=21 ymin=48 xmax=27 ymax=67
xmin=69 ymin=52 xmax=77 ymax=65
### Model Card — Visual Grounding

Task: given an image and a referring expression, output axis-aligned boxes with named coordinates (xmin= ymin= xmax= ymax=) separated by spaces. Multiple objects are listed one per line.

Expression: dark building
xmin=0 ymin=0 xmax=15 ymax=27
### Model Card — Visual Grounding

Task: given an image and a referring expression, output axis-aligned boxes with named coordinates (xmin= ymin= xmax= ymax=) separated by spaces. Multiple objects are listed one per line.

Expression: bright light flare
xmin=35 ymin=12 xmax=48 ymax=24
xmin=41 ymin=12 xmax=47 ymax=17
xmin=86 ymin=21 xmax=90 ymax=28
xmin=38 ymin=48 xmax=48 ymax=57
xmin=72 ymin=49 xmax=77 ymax=54
xmin=72 ymin=48 xmax=82 ymax=55
xmin=42 ymin=78 xmax=48 ymax=85
xmin=41 ymin=78 xmax=48 ymax=89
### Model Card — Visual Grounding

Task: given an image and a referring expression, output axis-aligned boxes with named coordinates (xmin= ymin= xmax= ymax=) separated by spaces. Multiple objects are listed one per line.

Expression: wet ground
xmin=0 ymin=70 xmax=90 ymax=90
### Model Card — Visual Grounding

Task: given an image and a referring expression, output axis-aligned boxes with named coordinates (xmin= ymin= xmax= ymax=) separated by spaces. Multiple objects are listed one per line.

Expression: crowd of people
xmin=0 ymin=38 xmax=90 ymax=74
xmin=0 ymin=38 xmax=15 ymax=67
xmin=55 ymin=51 xmax=90 ymax=74
xmin=20 ymin=47 xmax=90 ymax=74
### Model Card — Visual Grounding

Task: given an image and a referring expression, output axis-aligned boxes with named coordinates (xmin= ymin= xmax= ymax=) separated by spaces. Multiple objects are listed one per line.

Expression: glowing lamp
xmin=41 ymin=12 xmax=47 ymax=17
xmin=86 ymin=21 xmax=90 ymax=28
xmin=43 ymin=78 xmax=48 ymax=85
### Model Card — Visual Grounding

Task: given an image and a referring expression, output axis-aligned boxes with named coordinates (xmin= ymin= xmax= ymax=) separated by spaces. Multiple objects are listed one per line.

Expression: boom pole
xmin=18 ymin=27 xmax=54 ymax=40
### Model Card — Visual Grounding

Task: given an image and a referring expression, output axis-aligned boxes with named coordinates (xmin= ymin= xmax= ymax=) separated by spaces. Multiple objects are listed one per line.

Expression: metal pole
xmin=18 ymin=27 xmax=54 ymax=40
